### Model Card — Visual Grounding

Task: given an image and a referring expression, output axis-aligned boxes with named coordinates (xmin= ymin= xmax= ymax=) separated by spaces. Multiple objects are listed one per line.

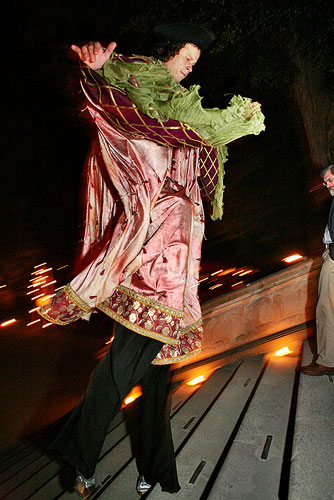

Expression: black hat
xmin=154 ymin=22 xmax=216 ymax=52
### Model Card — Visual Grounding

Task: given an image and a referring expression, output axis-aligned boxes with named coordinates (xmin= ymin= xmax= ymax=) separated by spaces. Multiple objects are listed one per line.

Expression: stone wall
xmin=187 ymin=256 xmax=322 ymax=365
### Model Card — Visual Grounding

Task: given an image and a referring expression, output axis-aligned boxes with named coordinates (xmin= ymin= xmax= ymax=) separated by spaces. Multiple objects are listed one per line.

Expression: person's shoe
xmin=136 ymin=475 xmax=151 ymax=495
xmin=301 ymin=361 xmax=334 ymax=376
xmin=74 ymin=474 xmax=96 ymax=498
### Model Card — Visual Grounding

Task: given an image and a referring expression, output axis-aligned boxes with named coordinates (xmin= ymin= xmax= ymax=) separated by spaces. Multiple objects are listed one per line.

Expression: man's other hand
xmin=71 ymin=41 xmax=117 ymax=70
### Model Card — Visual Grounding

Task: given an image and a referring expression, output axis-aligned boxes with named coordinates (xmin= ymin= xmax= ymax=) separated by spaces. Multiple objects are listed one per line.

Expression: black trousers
xmin=51 ymin=323 xmax=180 ymax=492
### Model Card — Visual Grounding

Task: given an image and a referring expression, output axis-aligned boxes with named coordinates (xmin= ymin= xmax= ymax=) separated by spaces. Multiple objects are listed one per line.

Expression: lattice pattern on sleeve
xmin=80 ymin=65 xmax=219 ymax=201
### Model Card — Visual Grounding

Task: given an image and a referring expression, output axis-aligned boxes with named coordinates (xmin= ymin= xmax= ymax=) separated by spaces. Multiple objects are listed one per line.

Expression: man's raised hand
xmin=71 ymin=41 xmax=117 ymax=70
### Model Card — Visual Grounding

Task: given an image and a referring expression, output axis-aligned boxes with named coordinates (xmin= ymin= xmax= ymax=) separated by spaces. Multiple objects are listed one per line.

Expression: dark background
xmin=1 ymin=0 xmax=333 ymax=312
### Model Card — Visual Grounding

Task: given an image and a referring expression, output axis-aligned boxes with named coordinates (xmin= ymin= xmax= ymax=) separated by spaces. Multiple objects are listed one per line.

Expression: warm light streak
xmin=122 ymin=386 xmax=143 ymax=407
xmin=29 ymin=306 xmax=41 ymax=313
xmin=27 ymin=319 xmax=41 ymax=326
xmin=31 ymin=293 xmax=45 ymax=300
xmin=217 ymin=267 xmax=236 ymax=276
xmin=42 ymin=322 xmax=53 ymax=328
xmin=105 ymin=336 xmax=115 ymax=345
xmin=0 ymin=284 xmax=6 ymax=289
xmin=33 ymin=267 xmax=52 ymax=275
xmin=211 ymin=269 xmax=224 ymax=276
xmin=28 ymin=280 xmax=47 ymax=288
xmin=1 ymin=319 xmax=16 ymax=327
xmin=198 ymin=277 xmax=209 ymax=283
xmin=55 ymin=286 xmax=65 ymax=291
xmin=40 ymin=294 xmax=56 ymax=302
xmin=57 ymin=265 xmax=68 ymax=270
xmin=232 ymin=269 xmax=244 ymax=276
xmin=187 ymin=375 xmax=206 ymax=386
xmin=189 ymin=283 xmax=199 ymax=289
xmin=239 ymin=270 xmax=253 ymax=276
xmin=209 ymin=283 xmax=223 ymax=290
xmin=29 ymin=276 xmax=48 ymax=282
xmin=41 ymin=280 xmax=57 ymax=288
xmin=282 ymin=254 xmax=304 ymax=263
xmin=34 ymin=262 xmax=47 ymax=269
xmin=274 ymin=347 xmax=293 ymax=356
xmin=231 ymin=281 xmax=244 ymax=287
xmin=27 ymin=290 xmax=38 ymax=295
xmin=36 ymin=295 xmax=55 ymax=307
xmin=31 ymin=269 xmax=44 ymax=276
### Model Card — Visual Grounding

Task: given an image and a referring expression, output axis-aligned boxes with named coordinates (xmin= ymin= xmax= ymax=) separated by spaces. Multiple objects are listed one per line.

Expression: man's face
xmin=323 ymin=168 xmax=334 ymax=196
xmin=163 ymin=43 xmax=201 ymax=82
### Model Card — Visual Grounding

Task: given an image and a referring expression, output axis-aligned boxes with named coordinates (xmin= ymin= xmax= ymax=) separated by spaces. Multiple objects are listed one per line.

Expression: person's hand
xmin=71 ymin=41 xmax=117 ymax=70
xmin=244 ymin=101 xmax=261 ymax=120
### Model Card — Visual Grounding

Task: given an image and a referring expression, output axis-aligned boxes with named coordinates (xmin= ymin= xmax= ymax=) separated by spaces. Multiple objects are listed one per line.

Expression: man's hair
xmin=320 ymin=163 xmax=334 ymax=177
xmin=151 ymin=40 xmax=187 ymax=62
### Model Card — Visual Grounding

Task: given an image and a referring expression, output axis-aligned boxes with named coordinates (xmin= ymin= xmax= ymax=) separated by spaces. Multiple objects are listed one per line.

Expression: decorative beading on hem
xmin=118 ymin=285 xmax=184 ymax=318
xmin=63 ymin=284 xmax=92 ymax=313
xmin=98 ymin=285 xmax=184 ymax=344
xmin=97 ymin=304 xmax=179 ymax=345
xmin=37 ymin=285 xmax=91 ymax=325
xmin=37 ymin=308 xmax=70 ymax=325
xmin=179 ymin=318 xmax=202 ymax=337
xmin=152 ymin=323 xmax=203 ymax=365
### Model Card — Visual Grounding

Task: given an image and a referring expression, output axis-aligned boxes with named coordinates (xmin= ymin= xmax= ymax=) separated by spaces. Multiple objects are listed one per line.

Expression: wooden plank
xmin=289 ymin=339 xmax=334 ymax=500
xmin=145 ymin=356 xmax=266 ymax=499
xmin=207 ymin=347 xmax=301 ymax=499
xmin=96 ymin=361 xmax=242 ymax=499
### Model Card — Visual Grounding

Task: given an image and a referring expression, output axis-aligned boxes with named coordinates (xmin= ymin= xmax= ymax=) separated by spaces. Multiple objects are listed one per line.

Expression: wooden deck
xmin=1 ymin=336 xmax=333 ymax=500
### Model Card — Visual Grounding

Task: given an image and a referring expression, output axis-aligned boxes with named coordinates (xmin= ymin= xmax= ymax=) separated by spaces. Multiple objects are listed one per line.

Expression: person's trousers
xmin=50 ymin=323 xmax=180 ymax=492
xmin=316 ymin=249 xmax=334 ymax=366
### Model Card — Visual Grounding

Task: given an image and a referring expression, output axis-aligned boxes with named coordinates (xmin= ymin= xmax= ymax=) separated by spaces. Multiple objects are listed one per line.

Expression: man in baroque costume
xmin=39 ymin=23 xmax=265 ymax=497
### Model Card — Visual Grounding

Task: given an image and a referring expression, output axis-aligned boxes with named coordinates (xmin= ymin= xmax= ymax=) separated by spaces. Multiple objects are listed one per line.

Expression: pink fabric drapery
xmin=39 ymin=103 xmax=205 ymax=364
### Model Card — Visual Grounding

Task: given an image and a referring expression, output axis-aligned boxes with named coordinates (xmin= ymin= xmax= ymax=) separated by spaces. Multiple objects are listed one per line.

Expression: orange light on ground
xmin=186 ymin=375 xmax=206 ymax=386
xmin=122 ymin=386 xmax=143 ymax=407
xmin=274 ymin=347 xmax=294 ymax=356
xmin=1 ymin=319 xmax=16 ymax=327
xmin=282 ymin=254 xmax=304 ymax=263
